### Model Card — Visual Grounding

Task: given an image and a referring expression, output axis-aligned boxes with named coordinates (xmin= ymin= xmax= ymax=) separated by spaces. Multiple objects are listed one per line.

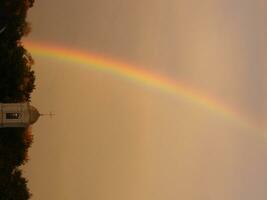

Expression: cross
xmin=41 ymin=112 xmax=55 ymax=119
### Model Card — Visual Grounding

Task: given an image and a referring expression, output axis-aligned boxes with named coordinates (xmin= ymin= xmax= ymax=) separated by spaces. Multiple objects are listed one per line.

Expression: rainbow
xmin=24 ymin=40 xmax=259 ymax=132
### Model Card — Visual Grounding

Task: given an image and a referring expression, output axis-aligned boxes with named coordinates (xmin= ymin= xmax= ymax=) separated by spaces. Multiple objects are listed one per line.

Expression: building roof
xmin=29 ymin=105 xmax=40 ymax=124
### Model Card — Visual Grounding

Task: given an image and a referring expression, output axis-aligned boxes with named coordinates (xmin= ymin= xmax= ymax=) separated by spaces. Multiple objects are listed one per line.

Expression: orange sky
xmin=24 ymin=0 xmax=267 ymax=199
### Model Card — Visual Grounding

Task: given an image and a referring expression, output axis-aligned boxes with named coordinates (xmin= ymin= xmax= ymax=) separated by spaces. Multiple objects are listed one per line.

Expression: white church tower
xmin=0 ymin=103 xmax=40 ymax=128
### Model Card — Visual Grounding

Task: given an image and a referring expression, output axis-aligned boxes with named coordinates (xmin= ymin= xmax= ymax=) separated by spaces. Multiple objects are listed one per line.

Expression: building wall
xmin=0 ymin=103 xmax=30 ymax=127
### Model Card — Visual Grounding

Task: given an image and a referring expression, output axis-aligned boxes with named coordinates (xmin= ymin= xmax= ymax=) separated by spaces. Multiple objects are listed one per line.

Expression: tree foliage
xmin=0 ymin=169 xmax=32 ymax=200
xmin=0 ymin=44 xmax=35 ymax=102
xmin=0 ymin=0 xmax=36 ymax=199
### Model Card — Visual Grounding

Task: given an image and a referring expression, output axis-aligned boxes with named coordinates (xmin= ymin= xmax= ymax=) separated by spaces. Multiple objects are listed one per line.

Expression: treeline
xmin=0 ymin=0 xmax=36 ymax=199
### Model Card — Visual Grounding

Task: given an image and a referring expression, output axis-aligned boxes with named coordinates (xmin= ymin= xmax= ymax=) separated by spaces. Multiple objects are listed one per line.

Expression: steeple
xmin=0 ymin=103 xmax=41 ymax=128
xmin=29 ymin=105 xmax=41 ymax=124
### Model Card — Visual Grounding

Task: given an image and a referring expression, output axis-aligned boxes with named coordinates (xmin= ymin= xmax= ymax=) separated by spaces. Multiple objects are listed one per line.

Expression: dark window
xmin=6 ymin=113 xmax=21 ymax=119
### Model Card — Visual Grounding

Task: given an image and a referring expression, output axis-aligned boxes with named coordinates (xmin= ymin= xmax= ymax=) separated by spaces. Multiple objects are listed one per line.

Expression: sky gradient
xmin=24 ymin=0 xmax=267 ymax=199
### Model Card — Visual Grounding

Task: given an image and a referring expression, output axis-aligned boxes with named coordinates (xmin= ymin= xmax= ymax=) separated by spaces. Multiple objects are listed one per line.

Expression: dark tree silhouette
xmin=0 ymin=0 xmax=36 ymax=199
xmin=0 ymin=44 xmax=35 ymax=102
xmin=0 ymin=169 xmax=31 ymax=200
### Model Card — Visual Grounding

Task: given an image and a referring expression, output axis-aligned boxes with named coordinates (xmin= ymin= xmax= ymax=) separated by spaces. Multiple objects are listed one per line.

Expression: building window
xmin=6 ymin=113 xmax=21 ymax=119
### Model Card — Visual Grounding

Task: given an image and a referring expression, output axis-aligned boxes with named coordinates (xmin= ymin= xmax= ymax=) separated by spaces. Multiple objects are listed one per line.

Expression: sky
xmin=23 ymin=0 xmax=267 ymax=199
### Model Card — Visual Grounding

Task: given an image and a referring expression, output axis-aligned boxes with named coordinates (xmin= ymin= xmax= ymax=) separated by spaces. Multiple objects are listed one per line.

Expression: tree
xmin=0 ymin=44 xmax=35 ymax=102
xmin=0 ymin=0 xmax=35 ymax=199
xmin=0 ymin=127 xmax=33 ymax=171
xmin=0 ymin=0 xmax=33 ymax=45
xmin=0 ymin=169 xmax=31 ymax=200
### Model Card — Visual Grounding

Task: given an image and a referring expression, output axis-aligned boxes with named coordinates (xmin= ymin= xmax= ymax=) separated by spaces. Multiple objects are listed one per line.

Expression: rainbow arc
xmin=24 ymin=40 xmax=262 ymax=133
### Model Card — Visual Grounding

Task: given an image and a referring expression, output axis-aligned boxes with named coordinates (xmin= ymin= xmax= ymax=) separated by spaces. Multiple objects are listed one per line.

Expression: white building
xmin=0 ymin=103 xmax=40 ymax=127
